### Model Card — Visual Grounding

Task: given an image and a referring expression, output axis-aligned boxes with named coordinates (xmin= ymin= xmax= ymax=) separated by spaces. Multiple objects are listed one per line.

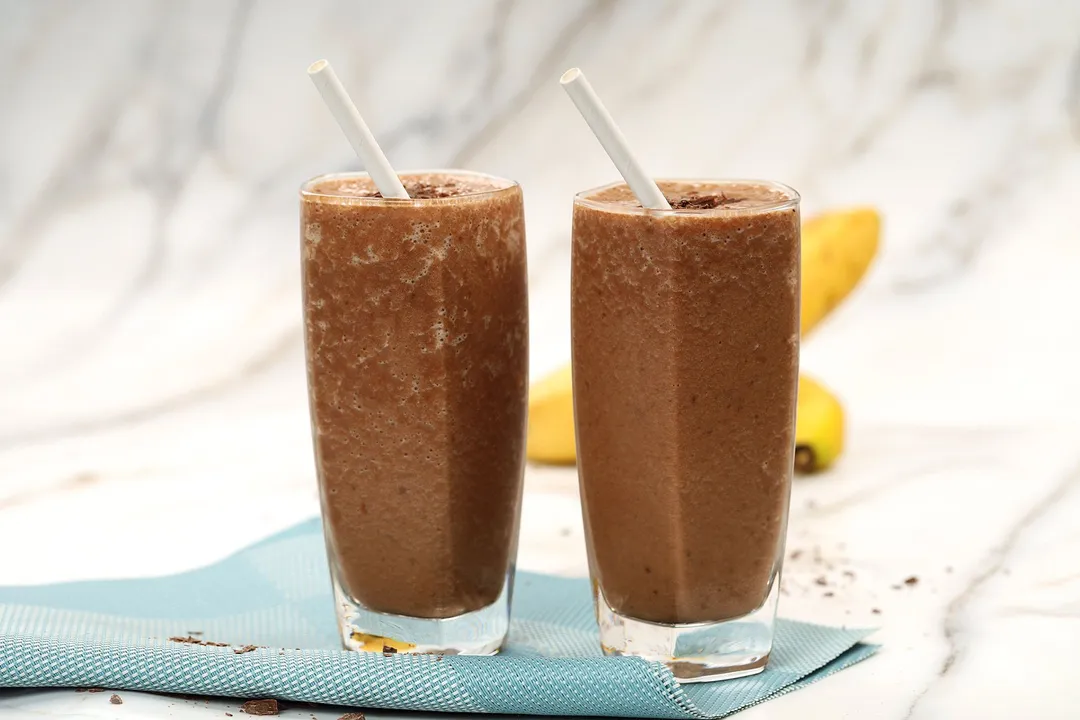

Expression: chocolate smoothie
xmin=572 ymin=180 xmax=800 ymax=625
xmin=301 ymin=171 xmax=528 ymax=621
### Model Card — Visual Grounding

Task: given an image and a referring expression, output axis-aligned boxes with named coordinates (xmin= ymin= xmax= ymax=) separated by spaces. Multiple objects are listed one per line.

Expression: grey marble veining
xmin=2 ymin=1 xmax=1080 ymax=718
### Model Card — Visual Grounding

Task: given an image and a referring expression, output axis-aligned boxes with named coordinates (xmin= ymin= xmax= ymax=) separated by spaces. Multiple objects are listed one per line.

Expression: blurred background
xmin=1 ymin=0 xmax=1079 ymax=573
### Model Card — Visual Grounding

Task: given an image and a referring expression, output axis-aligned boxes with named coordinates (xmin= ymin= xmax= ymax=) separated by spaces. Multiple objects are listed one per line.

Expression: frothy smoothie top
xmin=578 ymin=180 xmax=798 ymax=214
xmin=304 ymin=172 xmax=515 ymax=202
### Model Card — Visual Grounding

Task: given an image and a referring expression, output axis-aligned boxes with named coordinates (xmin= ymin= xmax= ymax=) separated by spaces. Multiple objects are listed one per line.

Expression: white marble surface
xmin=2 ymin=0 xmax=1080 ymax=718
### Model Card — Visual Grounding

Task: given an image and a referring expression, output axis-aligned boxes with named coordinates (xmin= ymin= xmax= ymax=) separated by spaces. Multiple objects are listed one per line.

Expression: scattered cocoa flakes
xmin=338 ymin=714 xmax=367 ymax=720
xmin=233 ymin=645 xmax=260 ymax=654
xmin=110 ymin=694 xmax=123 ymax=705
xmin=814 ymin=576 xmax=828 ymax=586
xmin=904 ymin=576 xmax=919 ymax=586
xmin=668 ymin=192 xmax=738 ymax=210
xmin=871 ymin=608 xmax=882 ymax=615
xmin=241 ymin=698 xmax=279 ymax=716
xmin=169 ymin=635 xmax=229 ymax=647
xmin=360 ymin=181 xmax=460 ymax=199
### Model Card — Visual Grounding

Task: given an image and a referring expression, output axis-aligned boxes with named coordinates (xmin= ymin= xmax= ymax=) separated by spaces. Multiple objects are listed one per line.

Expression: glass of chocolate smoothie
xmin=300 ymin=170 xmax=528 ymax=655
xmin=571 ymin=179 xmax=800 ymax=681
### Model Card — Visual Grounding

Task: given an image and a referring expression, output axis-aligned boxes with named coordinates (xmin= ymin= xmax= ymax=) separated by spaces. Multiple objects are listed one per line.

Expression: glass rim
xmin=573 ymin=178 xmax=800 ymax=216
xmin=300 ymin=169 xmax=519 ymax=205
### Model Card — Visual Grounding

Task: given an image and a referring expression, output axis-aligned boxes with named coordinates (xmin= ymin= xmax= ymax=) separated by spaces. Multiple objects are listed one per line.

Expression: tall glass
xmin=571 ymin=179 xmax=800 ymax=681
xmin=301 ymin=171 xmax=528 ymax=655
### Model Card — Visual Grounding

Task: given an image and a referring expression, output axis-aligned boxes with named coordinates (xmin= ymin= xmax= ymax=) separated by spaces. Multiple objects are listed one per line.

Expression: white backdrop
xmin=2 ymin=2 xmax=1080 ymax=717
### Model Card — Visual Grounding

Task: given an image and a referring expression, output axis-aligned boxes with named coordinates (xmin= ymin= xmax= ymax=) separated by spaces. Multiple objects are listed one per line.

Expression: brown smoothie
xmin=572 ymin=180 xmax=800 ymax=625
xmin=301 ymin=171 xmax=528 ymax=619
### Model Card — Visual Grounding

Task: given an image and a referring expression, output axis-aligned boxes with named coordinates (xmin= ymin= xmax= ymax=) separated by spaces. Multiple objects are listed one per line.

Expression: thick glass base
xmin=331 ymin=570 xmax=512 ymax=655
xmin=596 ymin=579 xmax=780 ymax=683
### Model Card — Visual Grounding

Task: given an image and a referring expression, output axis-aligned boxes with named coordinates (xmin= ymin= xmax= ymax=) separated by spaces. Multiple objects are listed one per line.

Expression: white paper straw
xmin=560 ymin=68 xmax=670 ymax=211
xmin=307 ymin=59 xmax=409 ymax=199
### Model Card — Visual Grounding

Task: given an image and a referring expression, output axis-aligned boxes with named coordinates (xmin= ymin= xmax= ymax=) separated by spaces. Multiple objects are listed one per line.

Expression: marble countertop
xmin=2 ymin=1 xmax=1080 ymax=718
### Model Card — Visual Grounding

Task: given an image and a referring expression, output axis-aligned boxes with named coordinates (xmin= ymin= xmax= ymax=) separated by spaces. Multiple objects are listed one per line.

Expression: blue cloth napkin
xmin=0 ymin=519 xmax=877 ymax=717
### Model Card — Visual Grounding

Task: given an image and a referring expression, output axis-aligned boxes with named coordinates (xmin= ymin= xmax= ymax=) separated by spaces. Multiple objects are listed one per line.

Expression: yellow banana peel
xmin=793 ymin=375 xmax=845 ymax=473
xmin=525 ymin=366 xmax=846 ymax=474
xmin=525 ymin=364 xmax=577 ymax=465
xmin=526 ymin=207 xmax=877 ymax=468
xmin=800 ymin=207 xmax=880 ymax=335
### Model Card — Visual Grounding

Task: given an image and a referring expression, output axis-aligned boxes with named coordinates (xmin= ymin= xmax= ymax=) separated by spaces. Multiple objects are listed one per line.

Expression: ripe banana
xmin=800 ymin=207 xmax=880 ymax=335
xmin=525 ymin=366 xmax=846 ymax=474
xmin=794 ymin=375 xmax=845 ymax=473
xmin=526 ymin=207 xmax=878 ymax=468
xmin=525 ymin=364 xmax=577 ymax=465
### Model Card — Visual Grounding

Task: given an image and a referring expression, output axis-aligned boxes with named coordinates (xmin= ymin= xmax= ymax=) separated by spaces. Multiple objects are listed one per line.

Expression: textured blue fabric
xmin=0 ymin=519 xmax=877 ymax=717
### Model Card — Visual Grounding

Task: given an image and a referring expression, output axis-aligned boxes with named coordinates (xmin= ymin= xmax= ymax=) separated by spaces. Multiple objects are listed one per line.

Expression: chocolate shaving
xmin=169 ymin=635 xmax=229 ymax=647
xmin=668 ymin=192 xmax=740 ymax=210
xmin=814 ymin=576 xmax=828 ymax=586
xmin=241 ymin=698 xmax=279 ymax=716
xmin=904 ymin=575 xmax=920 ymax=586
xmin=233 ymin=645 xmax=260 ymax=654
xmin=359 ymin=181 xmax=462 ymax=200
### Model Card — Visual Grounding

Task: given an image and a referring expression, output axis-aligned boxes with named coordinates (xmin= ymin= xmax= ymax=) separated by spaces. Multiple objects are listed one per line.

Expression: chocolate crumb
xmin=241 ymin=698 xmax=279 ymax=716
xmin=359 ymin=181 xmax=462 ymax=200
xmin=382 ymin=645 xmax=398 ymax=656
xmin=110 ymin=694 xmax=123 ymax=705
xmin=842 ymin=570 xmax=856 ymax=579
xmin=789 ymin=550 xmax=803 ymax=560
xmin=814 ymin=576 xmax=828 ymax=586
xmin=872 ymin=608 xmax=882 ymax=614
xmin=824 ymin=591 xmax=834 ymax=598
xmin=233 ymin=645 xmax=260 ymax=654
xmin=338 ymin=714 xmax=367 ymax=720
xmin=169 ymin=635 xmax=229 ymax=647
xmin=904 ymin=576 xmax=919 ymax=586
xmin=668 ymin=192 xmax=739 ymax=210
